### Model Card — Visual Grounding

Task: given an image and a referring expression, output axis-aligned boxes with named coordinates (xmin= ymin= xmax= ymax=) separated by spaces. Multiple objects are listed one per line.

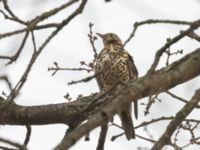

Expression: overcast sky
xmin=0 ymin=0 xmax=200 ymax=149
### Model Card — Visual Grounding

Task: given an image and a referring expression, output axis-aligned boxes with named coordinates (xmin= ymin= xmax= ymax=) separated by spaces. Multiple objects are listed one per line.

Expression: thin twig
xmin=144 ymin=126 xmax=154 ymax=140
xmin=111 ymin=133 xmax=124 ymax=141
xmin=0 ymin=75 xmax=12 ymax=90
xmin=166 ymin=91 xmax=200 ymax=108
xmin=5 ymin=0 xmax=87 ymax=103
xmin=88 ymin=22 xmax=98 ymax=59
xmin=27 ymin=0 xmax=78 ymax=27
xmin=31 ymin=31 xmax=37 ymax=52
xmin=135 ymin=116 xmax=200 ymax=129
xmin=0 ymin=31 xmax=29 ymax=64
xmin=48 ymin=62 xmax=92 ymax=76
xmin=9 ymin=31 xmax=29 ymax=64
xmin=23 ymin=125 xmax=31 ymax=146
xmin=0 ymin=28 xmax=27 ymax=40
xmin=123 ymin=19 xmax=192 ymax=47
xmin=147 ymin=19 xmax=200 ymax=74
xmin=136 ymin=134 xmax=157 ymax=143
xmin=2 ymin=0 xmax=26 ymax=25
xmin=0 ymin=23 xmax=58 ymax=40
xmin=0 ymin=0 xmax=78 ymax=41
xmin=110 ymin=122 xmax=122 ymax=129
xmin=165 ymin=47 xmax=183 ymax=66
xmin=0 ymin=137 xmax=26 ymax=150
xmin=143 ymin=93 xmax=161 ymax=116
xmin=151 ymin=88 xmax=200 ymax=150
xmin=68 ymin=73 xmax=96 ymax=85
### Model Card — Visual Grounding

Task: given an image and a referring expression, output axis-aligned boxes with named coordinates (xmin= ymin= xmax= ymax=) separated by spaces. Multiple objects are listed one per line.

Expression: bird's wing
xmin=95 ymin=72 xmax=105 ymax=91
xmin=95 ymin=50 xmax=107 ymax=92
xmin=126 ymin=52 xmax=138 ymax=119
xmin=127 ymin=53 xmax=138 ymax=79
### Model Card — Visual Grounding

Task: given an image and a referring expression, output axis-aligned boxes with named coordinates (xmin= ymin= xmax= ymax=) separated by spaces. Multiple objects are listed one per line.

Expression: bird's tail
xmin=120 ymin=105 xmax=135 ymax=140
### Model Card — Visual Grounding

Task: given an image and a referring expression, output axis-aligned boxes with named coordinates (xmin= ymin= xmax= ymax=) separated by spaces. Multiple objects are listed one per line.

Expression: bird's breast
xmin=95 ymin=49 xmax=130 ymax=91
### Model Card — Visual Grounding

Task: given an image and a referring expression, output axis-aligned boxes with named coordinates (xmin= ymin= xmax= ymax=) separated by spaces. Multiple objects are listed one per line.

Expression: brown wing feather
xmin=127 ymin=54 xmax=138 ymax=119
xmin=127 ymin=54 xmax=138 ymax=79
xmin=95 ymin=74 xmax=104 ymax=91
xmin=95 ymin=50 xmax=106 ymax=91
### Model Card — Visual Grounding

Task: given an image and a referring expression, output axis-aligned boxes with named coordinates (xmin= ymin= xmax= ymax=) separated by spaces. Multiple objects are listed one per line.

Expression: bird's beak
xmin=96 ymin=33 xmax=104 ymax=38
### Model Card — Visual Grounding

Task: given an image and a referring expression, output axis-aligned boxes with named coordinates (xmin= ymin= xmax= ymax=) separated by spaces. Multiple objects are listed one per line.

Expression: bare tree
xmin=0 ymin=0 xmax=200 ymax=150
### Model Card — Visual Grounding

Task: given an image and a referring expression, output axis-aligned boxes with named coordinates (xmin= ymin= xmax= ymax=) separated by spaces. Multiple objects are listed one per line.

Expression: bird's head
xmin=96 ymin=32 xmax=122 ymax=45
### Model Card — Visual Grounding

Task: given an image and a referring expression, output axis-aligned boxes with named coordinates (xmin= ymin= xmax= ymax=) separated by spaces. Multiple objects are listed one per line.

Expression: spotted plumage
xmin=95 ymin=33 xmax=138 ymax=140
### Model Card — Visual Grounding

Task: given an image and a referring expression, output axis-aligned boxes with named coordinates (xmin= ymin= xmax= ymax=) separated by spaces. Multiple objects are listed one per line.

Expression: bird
xmin=95 ymin=32 xmax=138 ymax=140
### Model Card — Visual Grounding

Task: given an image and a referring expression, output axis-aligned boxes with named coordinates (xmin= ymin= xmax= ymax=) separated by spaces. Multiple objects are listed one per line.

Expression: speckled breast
xmin=95 ymin=44 xmax=130 ymax=91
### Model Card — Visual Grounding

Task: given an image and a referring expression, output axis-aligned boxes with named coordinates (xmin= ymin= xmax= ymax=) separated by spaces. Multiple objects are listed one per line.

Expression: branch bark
xmin=0 ymin=48 xmax=199 ymax=125
xmin=0 ymin=48 xmax=200 ymax=149
xmin=54 ymin=48 xmax=200 ymax=149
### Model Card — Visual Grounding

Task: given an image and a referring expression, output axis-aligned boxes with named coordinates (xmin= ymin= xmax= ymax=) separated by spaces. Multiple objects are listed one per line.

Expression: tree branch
xmin=0 ymin=48 xmax=199 ymax=125
xmin=5 ymin=0 xmax=88 ymax=102
xmin=54 ymin=48 xmax=200 ymax=149
xmin=123 ymin=19 xmax=192 ymax=47
xmin=0 ymin=48 xmax=199 ymax=149
xmin=96 ymin=124 xmax=108 ymax=150
xmin=151 ymin=88 xmax=200 ymax=150
xmin=187 ymin=31 xmax=200 ymax=42
xmin=147 ymin=19 xmax=200 ymax=74
xmin=0 ymin=137 xmax=26 ymax=150
xmin=23 ymin=125 xmax=31 ymax=146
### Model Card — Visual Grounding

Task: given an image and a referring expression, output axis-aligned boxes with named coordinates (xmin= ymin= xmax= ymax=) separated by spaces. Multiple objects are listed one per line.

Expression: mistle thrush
xmin=95 ymin=32 xmax=138 ymax=140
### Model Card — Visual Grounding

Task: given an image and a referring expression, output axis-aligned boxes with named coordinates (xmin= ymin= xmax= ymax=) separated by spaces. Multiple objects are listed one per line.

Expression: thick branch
xmin=0 ymin=95 xmax=93 ymax=126
xmin=55 ymin=48 xmax=200 ymax=149
xmin=0 ymin=48 xmax=199 ymax=127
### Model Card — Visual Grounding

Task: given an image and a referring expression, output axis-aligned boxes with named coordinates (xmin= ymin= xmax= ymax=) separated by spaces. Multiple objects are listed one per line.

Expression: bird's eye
xmin=110 ymin=34 xmax=114 ymax=37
